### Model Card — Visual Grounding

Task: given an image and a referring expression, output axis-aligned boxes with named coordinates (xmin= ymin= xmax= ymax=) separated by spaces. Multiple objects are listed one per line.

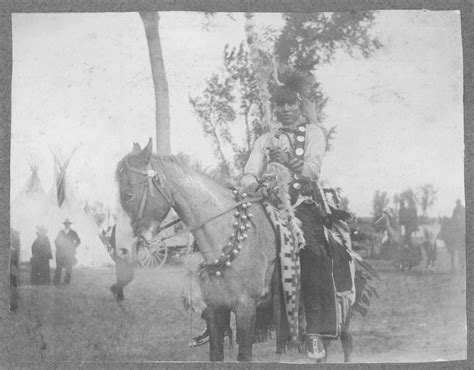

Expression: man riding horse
xmin=189 ymin=69 xmax=353 ymax=360
xmin=114 ymin=69 xmax=359 ymax=362
xmin=232 ymin=69 xmax=353 ymax=361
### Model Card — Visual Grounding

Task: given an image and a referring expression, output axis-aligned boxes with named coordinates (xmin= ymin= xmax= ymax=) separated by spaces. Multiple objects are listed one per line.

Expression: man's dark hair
xmin=270 ymin=67 xmax=316 ymax=105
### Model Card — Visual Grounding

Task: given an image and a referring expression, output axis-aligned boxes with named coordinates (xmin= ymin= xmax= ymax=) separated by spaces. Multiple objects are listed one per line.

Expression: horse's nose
xmin=141 ymin=228 xmax=155 ymax=243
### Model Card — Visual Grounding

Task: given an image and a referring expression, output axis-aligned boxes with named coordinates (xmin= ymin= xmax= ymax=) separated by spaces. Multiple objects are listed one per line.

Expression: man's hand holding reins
xmin=243 ymin=182 xmax=269 ymax=199
xmin=268 ymin=147 xmax=289 ymax=165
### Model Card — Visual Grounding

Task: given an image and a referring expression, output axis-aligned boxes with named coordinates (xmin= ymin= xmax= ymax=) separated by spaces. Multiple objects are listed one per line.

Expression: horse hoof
xmin=110 ymin=285 xmax=117 ymax=299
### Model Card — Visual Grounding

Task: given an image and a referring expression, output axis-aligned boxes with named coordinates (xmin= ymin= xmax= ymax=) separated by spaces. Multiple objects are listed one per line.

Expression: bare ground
xmin=4 ymin=245 xmax=466 ymax=364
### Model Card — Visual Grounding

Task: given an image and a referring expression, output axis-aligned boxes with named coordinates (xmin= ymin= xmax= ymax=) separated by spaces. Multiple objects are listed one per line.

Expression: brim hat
xmin=63 ymin=218 xmax=73 ymax=225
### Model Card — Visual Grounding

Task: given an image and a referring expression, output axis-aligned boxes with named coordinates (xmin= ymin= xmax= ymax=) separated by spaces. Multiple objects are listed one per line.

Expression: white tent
xmin=98 ymin=209 xmax=115 ymax=236
xmin=11 ymin=163 xmax=57 ymax=263
xmin=48 ymin=151 xmax=114 ymax=267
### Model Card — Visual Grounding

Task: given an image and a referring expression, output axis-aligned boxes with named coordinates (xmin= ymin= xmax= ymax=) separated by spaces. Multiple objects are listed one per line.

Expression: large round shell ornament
xmin=295 ymin=148 xmax=304 ymax=156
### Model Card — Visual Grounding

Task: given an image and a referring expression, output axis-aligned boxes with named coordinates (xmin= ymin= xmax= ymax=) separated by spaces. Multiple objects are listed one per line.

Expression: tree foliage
xmin=417 ymin=184 xmax=438 ymax=217
xmin=400 ymin=188 xmax=417 ymax=208
xmin=276 ymin=12 xmax=382 ymax=71
xmin=189 ymin=73 xmax=236 ymax=176
xmin=191 ymin=12 xmax=382 ymax=176
xmin=372 ymin=190 xmax=389 ymax=217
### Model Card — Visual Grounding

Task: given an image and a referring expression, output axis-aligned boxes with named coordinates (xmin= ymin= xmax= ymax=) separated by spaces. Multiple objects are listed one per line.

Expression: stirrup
xmin=306 ymin=334 xmax=326 ymax=360
xmin=188 ymin=328 xmax=210 ymax=347
xmin=188 ymin=327 xmax=231 ymax=347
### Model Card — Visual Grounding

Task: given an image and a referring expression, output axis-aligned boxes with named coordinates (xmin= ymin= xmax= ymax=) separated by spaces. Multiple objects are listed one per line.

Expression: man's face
xmin=274 ymin=101 xmax=302 ymax=126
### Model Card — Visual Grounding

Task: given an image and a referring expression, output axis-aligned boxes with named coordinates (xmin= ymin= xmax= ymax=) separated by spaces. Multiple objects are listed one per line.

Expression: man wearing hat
xmin=53 ymin=218 xmax=81 ymax=285
xmin=242 ymin=69 xmax=337 ymax=360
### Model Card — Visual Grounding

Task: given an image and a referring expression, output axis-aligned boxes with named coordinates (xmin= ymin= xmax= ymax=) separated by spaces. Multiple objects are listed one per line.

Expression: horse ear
xmin=139 ymin=138 xmax=153 ymax=162
xmin=132 ymin=142 xmax=142 ymax=155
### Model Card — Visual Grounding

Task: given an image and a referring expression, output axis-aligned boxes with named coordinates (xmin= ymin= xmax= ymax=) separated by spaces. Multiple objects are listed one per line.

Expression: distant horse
xmin=437 ymin=217 xmax=465 ymax=273
xmin=374 ymin=211 xmax=437 ymax=271
xmin=112 ymin=139 xmax=355 ymax=362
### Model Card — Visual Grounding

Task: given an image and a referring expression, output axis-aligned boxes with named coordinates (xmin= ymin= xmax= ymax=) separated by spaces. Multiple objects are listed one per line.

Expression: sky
xmin=11 ymin=10 xmax=464 ymax=217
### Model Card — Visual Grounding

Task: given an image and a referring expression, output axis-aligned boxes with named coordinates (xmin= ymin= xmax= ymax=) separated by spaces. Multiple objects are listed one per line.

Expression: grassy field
xmin=4 ymin=245 xmax=466 ymax=364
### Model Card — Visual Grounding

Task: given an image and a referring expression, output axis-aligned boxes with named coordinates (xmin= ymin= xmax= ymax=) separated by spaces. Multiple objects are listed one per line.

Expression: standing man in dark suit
xmin=53 ymin=218 xmax=81 ymax=285
xmin=399 ymin=199 xmax=418 ymax=247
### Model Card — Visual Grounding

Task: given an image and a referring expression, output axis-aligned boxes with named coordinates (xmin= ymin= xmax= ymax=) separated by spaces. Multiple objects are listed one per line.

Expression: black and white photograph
xmin=6 ymin=8 xmax=466 ymax=364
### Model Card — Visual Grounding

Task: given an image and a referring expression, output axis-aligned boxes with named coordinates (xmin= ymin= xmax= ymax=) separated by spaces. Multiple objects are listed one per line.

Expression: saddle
xmin=262 ymin=201 xmax=355 ymax=349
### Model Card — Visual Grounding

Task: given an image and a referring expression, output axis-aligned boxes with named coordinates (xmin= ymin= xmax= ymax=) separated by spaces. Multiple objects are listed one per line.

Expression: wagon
xmin=101 ymin=215 xmax=193 ymax=269
xmin=136 ymin=214 xmax=194 ymax=269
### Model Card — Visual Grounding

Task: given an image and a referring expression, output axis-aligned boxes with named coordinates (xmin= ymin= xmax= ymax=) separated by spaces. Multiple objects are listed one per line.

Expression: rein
xmin=155 ymin=196 xmax=261 ymax=244
xmin=124 ymin=157 xmax=175 ymax=218
xmin=122 ymin=156 xmax=262 ymax=248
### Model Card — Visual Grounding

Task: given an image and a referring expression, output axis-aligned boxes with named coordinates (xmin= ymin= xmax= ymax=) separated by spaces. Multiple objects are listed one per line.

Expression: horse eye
xmin=123 ymin=192 xmax=135 ymax=202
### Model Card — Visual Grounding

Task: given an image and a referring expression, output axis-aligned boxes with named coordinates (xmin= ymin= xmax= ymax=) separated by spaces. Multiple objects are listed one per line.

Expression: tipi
xmin=11 ymin=162 xmax=57 ymax=263
xmin=49 ymin=151 xmax=114 ymax=267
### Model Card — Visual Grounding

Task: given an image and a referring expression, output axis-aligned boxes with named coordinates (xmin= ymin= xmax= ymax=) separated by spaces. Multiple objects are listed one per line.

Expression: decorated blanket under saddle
xmin=262 ymin=198 xmax=366 ymax=347
xmin=263 ymin=202 xmax=303 ymax=347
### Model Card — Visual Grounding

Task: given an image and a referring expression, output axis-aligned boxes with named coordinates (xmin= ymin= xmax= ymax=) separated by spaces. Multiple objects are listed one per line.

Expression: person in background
xmin=452 ymin=199 xmax=465 ymax=226
xmin=398 ymin=199 xmax=418 ymax=247
xmin=30 ymin=225 xmax=52 ymax=285
xmin=53 ymin=218 xmax=81 ymax=285
xmin=10 ymin=228 xmax=21 ymax=312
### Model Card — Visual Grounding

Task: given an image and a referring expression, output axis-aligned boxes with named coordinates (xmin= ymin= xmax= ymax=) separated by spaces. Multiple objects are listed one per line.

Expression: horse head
xmin=374 ymin=209 xmax=391 ymax=228
xmin=115 ymin=139 xmax=173 ymax=258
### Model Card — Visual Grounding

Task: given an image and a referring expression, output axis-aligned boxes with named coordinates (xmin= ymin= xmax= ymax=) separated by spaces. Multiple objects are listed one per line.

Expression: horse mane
xmin=156 ymin=154 xmax=234 ymax=188
xmin=384 ymin=211 xmax=399 ymax=229
xmin=116 ymin=152 xmax=234 ymax=189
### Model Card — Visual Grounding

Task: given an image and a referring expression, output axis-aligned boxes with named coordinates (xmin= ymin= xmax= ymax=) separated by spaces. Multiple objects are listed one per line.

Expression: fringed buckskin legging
xmin=296 ymin=202 xmax=338 ymax=337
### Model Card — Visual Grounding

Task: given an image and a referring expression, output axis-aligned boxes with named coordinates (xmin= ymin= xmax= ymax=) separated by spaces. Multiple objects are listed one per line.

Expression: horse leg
xmin=450 ymin=248 xmax=455 ymax=273
xmin=223 ymin=308 xmax=233 ymax=348
xmin=341 ymin=313 xmax=353 ymax=362
xmin=207 ymin=307 xmax=225 ymax=362
xmin=422 ymin=243 xmax=430 ymax=269
xmin=111 ymin=258 xmax=135 ymax=302
xmin=235 ymin=302 xmax=256 ymax=362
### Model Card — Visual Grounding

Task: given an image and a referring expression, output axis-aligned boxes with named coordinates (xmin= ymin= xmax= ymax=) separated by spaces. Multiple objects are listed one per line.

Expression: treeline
xmin=372 ymin=184 xmax=438 ymax=224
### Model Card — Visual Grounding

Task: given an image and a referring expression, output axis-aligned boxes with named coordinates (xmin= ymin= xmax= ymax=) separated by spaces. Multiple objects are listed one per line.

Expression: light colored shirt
xmin=242 ymin=121 xmax=327 ymax=193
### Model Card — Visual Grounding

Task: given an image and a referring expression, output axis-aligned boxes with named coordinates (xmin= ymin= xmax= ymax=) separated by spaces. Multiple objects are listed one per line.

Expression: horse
xmin=437 ymin=217 xmax=465 ymax=273
xmin=113 ymin=139 xmax=355 ymax=362
xmin=374 ymin=211 xmax=437 ymax=271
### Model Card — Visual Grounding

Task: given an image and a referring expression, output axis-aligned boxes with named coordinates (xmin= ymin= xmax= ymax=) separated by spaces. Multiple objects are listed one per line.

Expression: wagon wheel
xmin=137 ymin=240 xmax=168 ymax=269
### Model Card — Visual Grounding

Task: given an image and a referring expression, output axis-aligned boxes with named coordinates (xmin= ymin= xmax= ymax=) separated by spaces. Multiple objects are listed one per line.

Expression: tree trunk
xmin=139 ymin=12 xmax=171 ymax=155
xmin=244 ymin=106 xmax=252 ymax=153
xmin=209 ymin=122 xmax=231 ymax=176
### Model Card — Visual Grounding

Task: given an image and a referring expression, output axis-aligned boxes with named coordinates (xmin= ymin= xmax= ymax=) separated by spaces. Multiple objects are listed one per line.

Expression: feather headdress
xmin=270 ymin=67 xmax=317 ymax=104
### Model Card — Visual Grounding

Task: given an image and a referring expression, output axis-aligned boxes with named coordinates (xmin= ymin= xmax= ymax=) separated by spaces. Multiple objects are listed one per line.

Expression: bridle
xmin=120 ymin=155 xmax=262 ymax=245
xmin=121 ymin=156 xmax=175 ymax=233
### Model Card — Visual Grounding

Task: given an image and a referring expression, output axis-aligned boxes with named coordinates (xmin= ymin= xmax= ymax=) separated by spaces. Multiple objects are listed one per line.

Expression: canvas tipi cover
xmin=49 ymin=152 xmax=114 ymax=267
xmin=11 ymin=164 xmax=58 ymax=263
